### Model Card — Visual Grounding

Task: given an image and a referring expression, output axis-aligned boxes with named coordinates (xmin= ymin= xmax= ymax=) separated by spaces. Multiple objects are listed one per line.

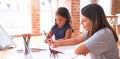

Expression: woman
xmin=44 ymin=7 xmax=73 ymax=43
xmin=50 ymin=4 xmax=119 ymax=59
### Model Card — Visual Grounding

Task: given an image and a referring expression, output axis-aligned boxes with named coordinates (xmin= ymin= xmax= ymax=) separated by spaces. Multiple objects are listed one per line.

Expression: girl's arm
xmin=64 ymin=29 xmax=73 ymax=39
xmin=44 ymin=30 xmax=54 ymax=43
xmin=47 ymin=30 xmax=54 ymax=39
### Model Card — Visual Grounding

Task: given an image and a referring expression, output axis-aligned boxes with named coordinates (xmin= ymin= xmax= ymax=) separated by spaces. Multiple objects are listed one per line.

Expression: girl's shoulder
xmin=52 ymin=24 xmax=58 ymax=28
xmin=64 ymin=24 xmax=72 ymax=28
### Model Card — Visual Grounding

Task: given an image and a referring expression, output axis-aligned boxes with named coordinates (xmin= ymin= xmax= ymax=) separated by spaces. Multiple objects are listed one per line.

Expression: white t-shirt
xmin=82 ymin=27 xmax=119 ymax=59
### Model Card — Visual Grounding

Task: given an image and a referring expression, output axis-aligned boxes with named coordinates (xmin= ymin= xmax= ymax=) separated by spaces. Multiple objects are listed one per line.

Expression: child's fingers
xmin=44 ymin=39 xmax=48 ymax=43
xmin=46 ymin=39 xmax=52 ymax=45
xmin=47 ymin=39 xmax=54 ymax=44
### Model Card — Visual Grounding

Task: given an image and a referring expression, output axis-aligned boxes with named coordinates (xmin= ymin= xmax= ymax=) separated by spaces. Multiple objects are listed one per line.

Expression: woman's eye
xmin=82 ymin=20 xmax=85 ymax=22
xmin=81 ymin=19 xmax=86 ymax=22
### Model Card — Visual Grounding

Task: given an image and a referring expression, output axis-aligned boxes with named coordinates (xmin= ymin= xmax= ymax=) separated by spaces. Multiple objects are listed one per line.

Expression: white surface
xmin=3 ymin=37 xmax=91 ymax=59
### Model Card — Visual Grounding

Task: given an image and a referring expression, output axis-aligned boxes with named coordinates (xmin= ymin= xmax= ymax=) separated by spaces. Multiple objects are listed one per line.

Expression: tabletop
xmin=0 ymin=36 xmax=91 ymax=59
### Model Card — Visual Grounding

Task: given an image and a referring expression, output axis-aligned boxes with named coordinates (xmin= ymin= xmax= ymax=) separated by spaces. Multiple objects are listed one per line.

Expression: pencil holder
xmin=22 ymin=34 xmax=31 ymax=56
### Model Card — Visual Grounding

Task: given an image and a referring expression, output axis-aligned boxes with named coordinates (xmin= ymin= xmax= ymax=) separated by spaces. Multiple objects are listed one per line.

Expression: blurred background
xmin=0 ymin=0 xmax=119 ymax=37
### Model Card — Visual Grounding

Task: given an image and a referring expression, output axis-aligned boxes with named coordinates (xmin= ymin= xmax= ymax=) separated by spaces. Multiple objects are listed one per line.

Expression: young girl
xmin=50 ymin=4 xmax=119 ymax=59
xmin=44 ymin=7 xmax=73 ymax=43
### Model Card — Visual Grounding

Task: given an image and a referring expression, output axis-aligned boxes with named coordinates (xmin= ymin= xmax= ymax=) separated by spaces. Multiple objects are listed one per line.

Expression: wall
xmin=58 ymin=0 xmax=80 ymax=37
xmin=112 ymin=0 xmax=120 ymax=15
xmin=31 ymin=0 xmax=40 ymax=35
xmin=0 ymin=0 xmax=32 ymax=36
xmin=18 ymin=0 xmax=120 ymax=36
xmin=112 ymin=0 xmax=120 ymax=26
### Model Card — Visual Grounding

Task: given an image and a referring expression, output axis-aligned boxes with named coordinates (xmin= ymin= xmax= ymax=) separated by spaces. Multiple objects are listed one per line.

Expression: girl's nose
xmin=56 ymin=20 xmax=60 ymax=24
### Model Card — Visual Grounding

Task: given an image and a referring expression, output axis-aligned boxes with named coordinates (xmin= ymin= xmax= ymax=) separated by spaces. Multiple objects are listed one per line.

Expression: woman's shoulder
xmin=98 ymin=27 xmax=112 ymax=33
xmin=94 ymin=27 xmax=113 ymax=37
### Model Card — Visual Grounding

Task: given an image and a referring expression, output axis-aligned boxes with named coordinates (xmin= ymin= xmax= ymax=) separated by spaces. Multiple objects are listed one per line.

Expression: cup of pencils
xmin=22 ymin=34 xmax=31 ymax=56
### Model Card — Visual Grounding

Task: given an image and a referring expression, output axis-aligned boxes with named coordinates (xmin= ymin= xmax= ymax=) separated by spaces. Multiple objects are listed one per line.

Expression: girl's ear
xmin=66 ymin=19 xmax=70 ymax=24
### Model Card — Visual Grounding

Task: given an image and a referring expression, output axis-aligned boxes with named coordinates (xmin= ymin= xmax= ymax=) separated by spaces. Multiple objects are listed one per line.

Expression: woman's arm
xmin=51 ymin=35 xmax=86 ymax=47
xmin=75 ymin=43 xmax=89 ymax=55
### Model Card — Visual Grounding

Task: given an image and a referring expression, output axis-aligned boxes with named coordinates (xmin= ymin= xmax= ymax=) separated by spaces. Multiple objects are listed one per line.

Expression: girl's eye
xmin=59 ymin=19 xmax=62 ymax=21
xmin=57 ymin=19 xmax=62 ymax=22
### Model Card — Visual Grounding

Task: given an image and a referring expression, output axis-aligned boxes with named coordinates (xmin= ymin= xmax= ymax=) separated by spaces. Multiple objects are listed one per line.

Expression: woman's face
xmin=80 ymin=15 xmax=92 ymax=31
xmin=55 ymin=14 xmax=66 ymax=28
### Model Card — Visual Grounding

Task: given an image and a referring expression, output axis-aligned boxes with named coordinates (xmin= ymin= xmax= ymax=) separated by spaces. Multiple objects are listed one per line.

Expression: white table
xmin=1 ymin=36 xmax=91 ymax=59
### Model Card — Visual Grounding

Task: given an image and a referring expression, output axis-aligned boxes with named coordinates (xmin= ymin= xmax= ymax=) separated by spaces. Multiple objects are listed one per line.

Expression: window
xmin=40 ymin=0 xmax=58 ymax=33
xmin=0 ymin=0 xmax=31 ymax=35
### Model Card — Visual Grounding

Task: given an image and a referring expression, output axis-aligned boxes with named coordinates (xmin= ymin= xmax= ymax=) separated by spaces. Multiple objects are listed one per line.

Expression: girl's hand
xmin=46 ymin=39 xmax=54 ymax=45
xmin=44 ymin=39 xmax=47 ymax=43
xmin=51 ymin=41 xmax=60 ymax=48
xmin=44 ymin=38 xmax=53 ymax=43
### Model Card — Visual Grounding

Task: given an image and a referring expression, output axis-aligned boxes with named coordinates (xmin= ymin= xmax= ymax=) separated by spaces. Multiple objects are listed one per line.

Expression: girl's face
xmin=80 ymin=15 xmax=92 ymax=31
xmin=55 ymin=14 xmax=66 ymax=28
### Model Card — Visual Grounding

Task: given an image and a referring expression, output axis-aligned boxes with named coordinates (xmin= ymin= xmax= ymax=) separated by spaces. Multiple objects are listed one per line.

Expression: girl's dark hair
xmin=55 ymin=7 xmax=71 ymax=26
xmin=81 ymin=4 xmax=118 ymax=42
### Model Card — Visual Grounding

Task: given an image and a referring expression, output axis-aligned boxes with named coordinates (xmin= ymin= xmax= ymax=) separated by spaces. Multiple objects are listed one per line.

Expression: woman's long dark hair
xmin=55 ymin=7 xmax=71 ymax=27
xmin=81 ymin=4 xmax=118 ymax=42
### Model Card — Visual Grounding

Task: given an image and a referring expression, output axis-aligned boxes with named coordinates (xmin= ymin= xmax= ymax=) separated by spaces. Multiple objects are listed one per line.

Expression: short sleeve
xmin=67 ymin=24 xmax=72 ymax=29
xmin=51 ymin=25 xmax=57 ymax=34
xmin=84 ymin=28 xmax=115 ymax=55
xmin=81 ymin=31 xmax=88 ymax=40
xmin=65 ymin=24 xmax=73 ymax=31
xmin=51 ymin=25 xmax=55 ymax=31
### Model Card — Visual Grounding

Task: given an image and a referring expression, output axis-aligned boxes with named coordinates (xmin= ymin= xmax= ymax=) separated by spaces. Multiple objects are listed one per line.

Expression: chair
xmin=106 ymin=16 xmax=118 ymax=36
